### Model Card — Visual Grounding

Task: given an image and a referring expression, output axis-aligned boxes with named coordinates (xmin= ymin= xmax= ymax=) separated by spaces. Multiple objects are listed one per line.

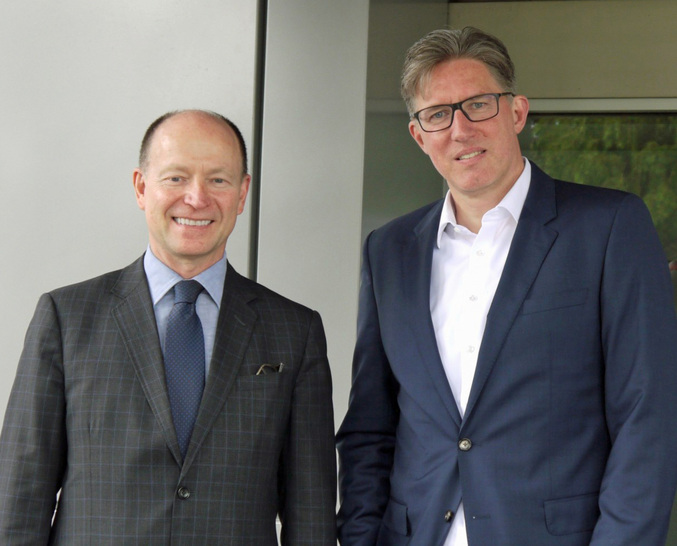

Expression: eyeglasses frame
xmin=412 ymin=92 xmax=515 ymax=133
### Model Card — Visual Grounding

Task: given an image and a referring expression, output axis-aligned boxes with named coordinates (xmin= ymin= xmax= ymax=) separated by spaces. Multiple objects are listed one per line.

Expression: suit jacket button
xmin=444 ymin=510 xmax=455 ymax=522
xmin=177 ymin=486 xmax=191 ymax=500
xmin=458 ymin=438 xmax=472 ymax=451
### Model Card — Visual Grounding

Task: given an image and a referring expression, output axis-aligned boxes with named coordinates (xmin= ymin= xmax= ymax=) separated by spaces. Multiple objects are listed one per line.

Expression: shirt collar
xmin=143 ymin=247 xmax=227 ymax=308
xmin=436 ymin=158 xmax=532 ymax=247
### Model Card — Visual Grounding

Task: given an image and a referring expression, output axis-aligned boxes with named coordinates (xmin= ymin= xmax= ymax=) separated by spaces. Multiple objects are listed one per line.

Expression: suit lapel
xmin=182 ymin=264 xmax=257 ymax=467
xmin=404 ymin=201 xmax=463 ymax=428
xmin=463 ymin=165 xmax=559 ymax=422
xmin=111 ymin=259 xmax=257 ymax=468
xmin=111 ymin=257 xmax=183 ymax=464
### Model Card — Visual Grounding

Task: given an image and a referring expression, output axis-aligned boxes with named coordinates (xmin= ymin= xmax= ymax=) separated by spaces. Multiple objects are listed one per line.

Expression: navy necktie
xmin=164 ymin=280 xmax=205 ymax=459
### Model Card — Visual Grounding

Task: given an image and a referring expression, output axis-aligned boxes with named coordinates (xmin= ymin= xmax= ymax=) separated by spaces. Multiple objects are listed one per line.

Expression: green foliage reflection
xmin=519 ymin=114 xmax=677 ymax=261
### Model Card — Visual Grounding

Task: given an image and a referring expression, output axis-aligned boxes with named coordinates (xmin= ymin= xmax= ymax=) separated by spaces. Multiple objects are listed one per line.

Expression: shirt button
xmin=458 ymin=438 xmax=473 ymax=451
xmin=468 ymin=345 xmax=475 ymax=353
xmin=476 ymin=249 xmax=485 ymax=256
xmin=177 ymin=486 xmax=191 ymax=500
xmin=444 ymin=510 xmax=455 ymax=522
xmin=469 ymin=295 xmax=477 ymax=302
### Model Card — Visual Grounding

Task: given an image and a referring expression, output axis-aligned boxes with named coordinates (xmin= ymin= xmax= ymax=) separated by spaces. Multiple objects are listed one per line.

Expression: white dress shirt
xmin=430 ymin=160 xmax=531 ymax=546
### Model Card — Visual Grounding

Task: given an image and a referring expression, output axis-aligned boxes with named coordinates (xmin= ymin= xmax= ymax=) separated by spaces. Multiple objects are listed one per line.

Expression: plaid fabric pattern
xmin=0 ymin=257 xmax=336 ymax=545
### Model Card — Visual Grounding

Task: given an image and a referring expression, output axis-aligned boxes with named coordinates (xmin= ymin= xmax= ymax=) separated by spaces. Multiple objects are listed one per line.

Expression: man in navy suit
xmin=337 ymin=27 xmax=677 ymax=545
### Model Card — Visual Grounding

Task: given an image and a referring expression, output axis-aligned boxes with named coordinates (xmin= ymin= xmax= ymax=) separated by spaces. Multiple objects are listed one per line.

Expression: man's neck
xmin=450 ymin=158 xmax=527 ymax=234
xmin=451 ymin=190 xmax=509 ymax=234
xmin=147 ymin=246 xmax=226 ymax=280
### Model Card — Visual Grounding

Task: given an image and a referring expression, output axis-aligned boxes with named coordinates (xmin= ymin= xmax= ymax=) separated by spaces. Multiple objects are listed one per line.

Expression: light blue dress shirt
xmin=143 ymin=248 xmax=226 ymax=374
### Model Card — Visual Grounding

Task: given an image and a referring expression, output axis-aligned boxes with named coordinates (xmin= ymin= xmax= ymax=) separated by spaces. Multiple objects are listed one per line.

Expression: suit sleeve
xmin=591 ymin=193 xmax=677 ymax=544
xmin=0 ymin=294 xmax=67 ymax=545
xmin=278 ymin=310 xmax=337 ymax=546
xmin=336 ymin=233 xmax=400 ymax=545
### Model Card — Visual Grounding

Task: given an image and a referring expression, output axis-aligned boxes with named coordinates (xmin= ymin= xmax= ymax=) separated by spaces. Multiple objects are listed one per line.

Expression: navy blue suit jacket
xmin=337 ymin=164 xmax=677 ymax=545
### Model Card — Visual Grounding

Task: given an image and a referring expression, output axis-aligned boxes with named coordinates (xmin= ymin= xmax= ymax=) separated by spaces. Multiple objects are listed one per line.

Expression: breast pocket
xmin=235 ymin=373 xmax=283 ymax=391
xmin=220 ymin=372 xmax=290 ymax=441
xmin=522 ymin=288 xmax=589 ymax=315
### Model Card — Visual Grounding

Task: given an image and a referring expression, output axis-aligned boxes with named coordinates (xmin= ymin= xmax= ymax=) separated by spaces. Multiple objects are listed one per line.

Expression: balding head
xmin=138 ymin=110 xmax=248 ymax=176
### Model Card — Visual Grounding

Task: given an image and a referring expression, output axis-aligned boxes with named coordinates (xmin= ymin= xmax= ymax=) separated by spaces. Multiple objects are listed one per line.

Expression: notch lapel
xmin=463 ymin=166 xmax=559 ymax=422
xmin=111 ymin=257 xmax=183 ymax=464
xmin=182 ymin=264 xmax=257 ymax=467
xmin=403 ymin=201 xmax=463 ymax=428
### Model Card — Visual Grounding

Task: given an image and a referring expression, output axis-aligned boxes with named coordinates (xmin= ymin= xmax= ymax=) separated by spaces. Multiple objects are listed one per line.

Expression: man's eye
xmin=424 ymin=109 xmax=450 ymax=123
xmin=169 ymin=177 xmax=183 ymax=182
xmin=213 ymin=178 xmax=225 ymax=184
xmin=469 ymin=101 xmax=489 ymax=110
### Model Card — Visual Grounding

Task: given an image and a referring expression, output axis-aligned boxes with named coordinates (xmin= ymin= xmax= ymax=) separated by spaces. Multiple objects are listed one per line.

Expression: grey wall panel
xmin=257 ymin=0 xmax=370 ymax=426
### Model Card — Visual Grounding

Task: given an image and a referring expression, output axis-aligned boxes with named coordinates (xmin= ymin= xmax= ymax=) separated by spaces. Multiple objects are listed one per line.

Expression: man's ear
xmin=237 ymin=174 xmax=251 ymax=215
xmin=409 ymin=119 xmax=429 ymax=155
xmin=132 ymin=169 xmax=146 ymax=210
xmin=512 ymin=94 xmax=530 ymax=134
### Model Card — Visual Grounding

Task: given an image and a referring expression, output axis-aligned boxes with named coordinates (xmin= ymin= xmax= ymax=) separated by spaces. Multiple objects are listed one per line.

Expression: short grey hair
xmin=401 ymin=27 xmax=517 ymax=116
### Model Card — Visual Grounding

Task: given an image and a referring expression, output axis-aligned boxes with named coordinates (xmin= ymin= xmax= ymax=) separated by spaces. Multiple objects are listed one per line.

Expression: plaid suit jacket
xmin=0 ymin=256 xmax=336 ymax=545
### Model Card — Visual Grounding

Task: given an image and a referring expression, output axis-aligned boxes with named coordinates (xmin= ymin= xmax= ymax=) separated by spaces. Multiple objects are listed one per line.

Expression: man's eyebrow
xmin=155 ymin=164 xmax=236 ymax=177
xmin=156 ymin=164 xmax=189 ymax=174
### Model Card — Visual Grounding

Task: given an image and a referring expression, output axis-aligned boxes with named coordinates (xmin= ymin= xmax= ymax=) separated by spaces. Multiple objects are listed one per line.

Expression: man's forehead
xmin=145 ymin=139 xmax=241 ymax=176
xmin=416 ymin=59 xmax=498 ymax=101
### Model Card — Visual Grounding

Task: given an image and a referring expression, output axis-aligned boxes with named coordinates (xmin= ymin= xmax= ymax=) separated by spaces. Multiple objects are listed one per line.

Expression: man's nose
xmin=184 ymin=180 xmax=209 ymax=207
xmin=449 ymin=109 xmax=476 ymax=139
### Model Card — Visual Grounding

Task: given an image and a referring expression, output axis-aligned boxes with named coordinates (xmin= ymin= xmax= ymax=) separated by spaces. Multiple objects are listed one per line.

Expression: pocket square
xmin=256 ymin=363 xmax=285 ymax=375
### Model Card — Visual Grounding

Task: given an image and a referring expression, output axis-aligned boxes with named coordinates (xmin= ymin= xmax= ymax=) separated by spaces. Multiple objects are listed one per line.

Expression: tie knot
xmin=173 ymin=280 xmax=203 ymax=304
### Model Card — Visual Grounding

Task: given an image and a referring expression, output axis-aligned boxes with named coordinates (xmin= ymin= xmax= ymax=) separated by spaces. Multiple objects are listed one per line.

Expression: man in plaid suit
xmin=0 ymin=110 xmax=336 ymax=545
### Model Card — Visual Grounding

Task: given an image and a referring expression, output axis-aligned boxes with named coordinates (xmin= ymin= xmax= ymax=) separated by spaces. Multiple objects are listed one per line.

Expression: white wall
xmin=0 ymin=1 xmax=258 ymax=424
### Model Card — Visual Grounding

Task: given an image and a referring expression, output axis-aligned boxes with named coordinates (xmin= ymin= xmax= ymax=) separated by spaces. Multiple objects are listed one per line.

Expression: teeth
xmin=175 ymin=218 xmax=211 ymax=226
xmin=458 ymin=150 xmax=483 ymax=160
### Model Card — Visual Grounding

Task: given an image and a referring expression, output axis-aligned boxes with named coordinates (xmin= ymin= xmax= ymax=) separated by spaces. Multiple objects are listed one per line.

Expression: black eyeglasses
xmin=412 ymin=92 xmax=515 ymax=133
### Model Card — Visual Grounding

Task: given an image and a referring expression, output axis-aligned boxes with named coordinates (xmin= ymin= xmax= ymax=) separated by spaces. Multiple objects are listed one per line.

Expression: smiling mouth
xmin=174 ymin=217 xmax=212 ymax=226
xmin=457 ymin=150 xmax=485 ymax=160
